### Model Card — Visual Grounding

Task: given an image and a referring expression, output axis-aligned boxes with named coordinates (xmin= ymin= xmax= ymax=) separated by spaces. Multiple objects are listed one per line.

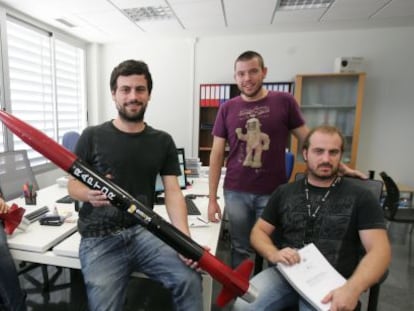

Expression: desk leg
xmin=202 ymin=274 xmax=212 ymax=311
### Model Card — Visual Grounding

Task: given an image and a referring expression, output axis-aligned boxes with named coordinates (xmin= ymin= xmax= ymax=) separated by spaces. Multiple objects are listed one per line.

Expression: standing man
xmin=232 ymin=125 xmax=391 ymax=311
xmin=68 ymin=60 xmax=203 ymax=311
xmin=208 ymin=50 xmax=308 ymax=268
xmin=208 ymin=50 xmax=364 ymax=268
xmin=0 ymin=198 xmax=27 ymax=311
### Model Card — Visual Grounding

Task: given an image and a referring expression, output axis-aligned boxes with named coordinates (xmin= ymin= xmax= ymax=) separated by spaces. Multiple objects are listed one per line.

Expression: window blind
xmin=5 ymin=18 xmax=85 ymax=168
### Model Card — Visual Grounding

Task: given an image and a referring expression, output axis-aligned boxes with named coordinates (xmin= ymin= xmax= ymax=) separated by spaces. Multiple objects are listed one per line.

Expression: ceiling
xmin=0 ymin=0 xmax=413 ymax=43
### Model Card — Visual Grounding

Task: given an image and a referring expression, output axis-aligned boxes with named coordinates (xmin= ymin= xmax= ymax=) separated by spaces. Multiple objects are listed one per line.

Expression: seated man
xmin=0 ymin=198 xmax=27 ymax=311
xmin=233 ymin=125 xmax=391 ymax=311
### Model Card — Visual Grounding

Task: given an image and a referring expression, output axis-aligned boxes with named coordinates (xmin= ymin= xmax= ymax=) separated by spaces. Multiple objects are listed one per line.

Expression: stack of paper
xmin=277 ymin=243 xmax=346 ymax=311
xmin=185 ymin=158 xmax=201 ymax=178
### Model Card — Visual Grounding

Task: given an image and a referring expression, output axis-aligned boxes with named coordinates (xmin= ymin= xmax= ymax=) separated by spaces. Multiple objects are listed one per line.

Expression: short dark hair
xmin=234 ymin=51 xmax=265 ymax=70
xmin=302 ymin=125 xmax=345 ymax=153
xmin=110 ymin=60 xmax=153 ymax=94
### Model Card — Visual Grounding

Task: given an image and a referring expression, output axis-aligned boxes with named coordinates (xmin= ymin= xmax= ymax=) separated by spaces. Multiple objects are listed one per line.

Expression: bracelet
xmin=207 ymin=195 xmax=220 ymax=200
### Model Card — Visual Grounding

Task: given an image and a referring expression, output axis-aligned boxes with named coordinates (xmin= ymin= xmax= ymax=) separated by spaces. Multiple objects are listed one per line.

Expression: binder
xmin=200 ymin=85 xmax=206 ymax=107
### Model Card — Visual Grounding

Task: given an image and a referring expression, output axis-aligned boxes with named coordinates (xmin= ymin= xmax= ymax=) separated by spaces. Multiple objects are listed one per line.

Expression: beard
xmin=308 ymin=163 xmax=339 ymax=180
xmin=117 ymin=101 xmax=147 ymax=122
xmin=239 ymin=82 xmax=263 ymax=99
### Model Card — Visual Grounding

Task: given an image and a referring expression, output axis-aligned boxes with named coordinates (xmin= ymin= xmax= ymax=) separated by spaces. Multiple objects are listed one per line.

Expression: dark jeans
xmin=0 ymin=223 xmax=27 ymax=311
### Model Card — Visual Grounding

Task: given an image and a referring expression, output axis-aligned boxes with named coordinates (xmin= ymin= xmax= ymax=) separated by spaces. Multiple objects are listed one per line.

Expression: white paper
xmin=277 ymin=243 xmax=346 ymax=311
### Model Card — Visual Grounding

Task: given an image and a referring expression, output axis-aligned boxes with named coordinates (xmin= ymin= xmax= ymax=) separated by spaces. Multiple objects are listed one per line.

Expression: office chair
xmin=285 ymin=150 xmax=295 ymax=181
xmin=254 ymin=150 xmax=295 ymax=275
xmin=380 ymin=171 xmax=414 ymax=257
xmin=62 ymin=131 xmax=80 ymax=152
xmin=0 ymin=150 xmax=39 ymax=201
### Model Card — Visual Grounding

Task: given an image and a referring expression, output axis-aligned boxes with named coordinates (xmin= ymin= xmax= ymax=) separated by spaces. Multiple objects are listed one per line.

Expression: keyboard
xmin=56 ymin=195 xmax=74 ymax=204
xmin=24 ymin=206 xmax=50 ymax=223
xmin=185 ymin=195 xmax=201 ymax=215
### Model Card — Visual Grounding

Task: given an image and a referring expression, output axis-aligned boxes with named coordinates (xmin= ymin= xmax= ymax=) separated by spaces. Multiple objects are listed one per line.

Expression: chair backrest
xmin=379 ymin=171 xmax=400 ymax=220
xmin=294 ymin=173 xmax=383 ymax=202
xmin=285 ymin=151 xmax=294 ymax=180
xmin=62 ymin=131 xmax=80 ymax=152
xmin=0 ymin=150 xmax=39 ymax=201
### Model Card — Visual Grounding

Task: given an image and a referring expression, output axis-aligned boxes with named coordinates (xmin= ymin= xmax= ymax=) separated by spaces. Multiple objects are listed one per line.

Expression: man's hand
xmin=87 ymin=190 xmax=110 ymax=207
xmin=339 ymin=163 xmax=367 ymax=179
xmin=207 ymin=200 xmax=222 ymax=223
xmin=268 ymin=247 xmax=300 ymax=266
xmin=0 ymin=198 xmax=9 ymax=214
xmin=179 ymin=246 xmax=211 ymax=272
xmin=321 ymin=283 xmax=360 ymax=311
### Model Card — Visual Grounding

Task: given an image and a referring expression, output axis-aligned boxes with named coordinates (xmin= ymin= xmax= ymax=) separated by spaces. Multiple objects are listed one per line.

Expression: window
xmin=1 ymin=16 xmax=86 ymax=170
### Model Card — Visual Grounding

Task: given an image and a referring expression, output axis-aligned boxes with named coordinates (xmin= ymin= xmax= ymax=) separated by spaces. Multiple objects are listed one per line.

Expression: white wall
xmin=93 ymin=38 xmax=197 ymax=154
xmin=80 ymin=26 xmax=414 ymax=189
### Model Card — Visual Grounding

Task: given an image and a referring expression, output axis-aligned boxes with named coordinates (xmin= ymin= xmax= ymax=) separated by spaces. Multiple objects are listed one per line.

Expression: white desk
xmin=7 ymin=184 xmax=77 ymax=253
xmin=10 ymin=178 xmax=224 ymax=311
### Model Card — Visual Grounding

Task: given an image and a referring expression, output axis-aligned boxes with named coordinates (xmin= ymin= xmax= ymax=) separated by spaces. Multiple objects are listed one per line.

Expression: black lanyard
xmin=303 ymin=175 xmax=341 ymax=245
xmin=304 ymin=176 xmax=341 ymax=218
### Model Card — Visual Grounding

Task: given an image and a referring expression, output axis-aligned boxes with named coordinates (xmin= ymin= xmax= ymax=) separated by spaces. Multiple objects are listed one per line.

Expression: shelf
xmin=290 ymin=72 xmax=365 ymax=179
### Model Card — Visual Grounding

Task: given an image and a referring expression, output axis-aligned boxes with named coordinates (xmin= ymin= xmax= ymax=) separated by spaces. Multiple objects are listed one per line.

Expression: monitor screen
xmin=154 ymin=148 xmax=187 ymax=193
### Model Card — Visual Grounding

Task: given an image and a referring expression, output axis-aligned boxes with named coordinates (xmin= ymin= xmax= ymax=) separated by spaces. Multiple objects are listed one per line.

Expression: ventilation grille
xmin=123 ymin=6 xmax=174 ymax=22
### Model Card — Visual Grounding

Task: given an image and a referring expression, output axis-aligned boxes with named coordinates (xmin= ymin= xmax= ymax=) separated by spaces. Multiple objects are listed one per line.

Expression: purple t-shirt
xmin=212 ymin=91 xmax=305 ymax=194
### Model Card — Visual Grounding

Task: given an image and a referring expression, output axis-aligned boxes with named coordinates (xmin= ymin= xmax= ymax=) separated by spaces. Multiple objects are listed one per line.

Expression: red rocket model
xmin=0 ymin=110 xmax=257 ymax=307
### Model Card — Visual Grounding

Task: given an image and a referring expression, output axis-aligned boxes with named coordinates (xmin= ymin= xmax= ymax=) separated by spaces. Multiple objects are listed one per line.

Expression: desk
xmin=383 ymin=183 xmax=414 ymax=205
xmin=7 ymin=184 xmax=77 ymax=253
xmin=397 ymin=183 xmax=414 ymax=204
xmin=10 ymin=178 xmax=224 ymax=311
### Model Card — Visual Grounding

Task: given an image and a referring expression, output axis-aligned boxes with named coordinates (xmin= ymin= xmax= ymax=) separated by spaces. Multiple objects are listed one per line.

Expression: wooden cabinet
xmin=198 ymin=82 xmax=294 ymax=166
xmin=290 ymin=73 xmax=366 ymax=177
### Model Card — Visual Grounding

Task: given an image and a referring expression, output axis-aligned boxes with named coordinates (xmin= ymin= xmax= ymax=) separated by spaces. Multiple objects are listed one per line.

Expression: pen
xmin=197 ymin=216 xmax=209 ymax=224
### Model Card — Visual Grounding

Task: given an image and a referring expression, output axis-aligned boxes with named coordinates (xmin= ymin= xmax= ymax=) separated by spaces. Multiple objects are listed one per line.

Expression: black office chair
xmin=380 ymin=171 xmax=414 ymax=257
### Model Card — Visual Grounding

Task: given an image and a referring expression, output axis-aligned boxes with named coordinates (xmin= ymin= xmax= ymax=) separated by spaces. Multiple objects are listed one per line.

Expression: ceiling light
xmin=123 ymin=6 xmax=174 ymax=22
xmin=278 ymin=0 xmax=334 ymax=11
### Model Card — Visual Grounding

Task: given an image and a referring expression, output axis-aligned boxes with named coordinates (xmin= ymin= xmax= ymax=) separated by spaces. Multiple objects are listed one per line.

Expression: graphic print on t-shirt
xmin=235 ymin=106 xmax=271 ymax=169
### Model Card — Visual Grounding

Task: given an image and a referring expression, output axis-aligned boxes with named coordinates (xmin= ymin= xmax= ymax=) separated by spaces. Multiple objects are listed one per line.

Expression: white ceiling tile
xmin=138 ymin=18 xmax=183 ymax=33
xmin=224 ymin=0 xmax=278 ymax=26
xmin=323 ymin=0 xmax=390 ymax=20
xmin=172 ymin=0 xmax=224 ymax=29
xmin=373 ymin=0 xmax=414 ymax=18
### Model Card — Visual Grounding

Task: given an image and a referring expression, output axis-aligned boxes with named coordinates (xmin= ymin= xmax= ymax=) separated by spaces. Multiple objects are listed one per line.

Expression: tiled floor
xmin=19 ymin=222 xmax=413 ymax=311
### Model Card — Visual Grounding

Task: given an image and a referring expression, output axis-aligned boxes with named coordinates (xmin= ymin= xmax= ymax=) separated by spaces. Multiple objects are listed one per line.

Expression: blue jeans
xmin=79 ymin=225 xmax=203 ymax=311
xmin=232 ymin=267 xmax=316 ymax=311
xmin=0 ymin=223 xmax=27 ymax=311
xmin=224 ymin=190 xmax=270 ymax=268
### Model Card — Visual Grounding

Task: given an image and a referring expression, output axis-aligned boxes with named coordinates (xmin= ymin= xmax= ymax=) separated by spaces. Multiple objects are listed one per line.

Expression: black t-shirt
xmin=75 ymin=121 xmax=180 ymax=237
xmin=262 ymin=178 xmax=386 ymax=278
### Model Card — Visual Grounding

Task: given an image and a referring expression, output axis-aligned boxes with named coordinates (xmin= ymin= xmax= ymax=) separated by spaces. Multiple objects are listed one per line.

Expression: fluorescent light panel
xmin=123 ymin=6 xmax=174 ymax=22
xmin=278 ymin=0 xmax=334 ymax=11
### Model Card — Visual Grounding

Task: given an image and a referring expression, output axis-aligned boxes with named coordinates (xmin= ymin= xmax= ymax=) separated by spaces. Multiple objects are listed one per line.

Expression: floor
xmin=18 ymin=222 xmax=414 ymax=311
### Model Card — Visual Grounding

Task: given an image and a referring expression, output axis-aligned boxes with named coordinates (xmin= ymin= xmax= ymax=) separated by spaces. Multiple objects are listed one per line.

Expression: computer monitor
xmin=154 ymin=148 xmax=187 ymax=204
